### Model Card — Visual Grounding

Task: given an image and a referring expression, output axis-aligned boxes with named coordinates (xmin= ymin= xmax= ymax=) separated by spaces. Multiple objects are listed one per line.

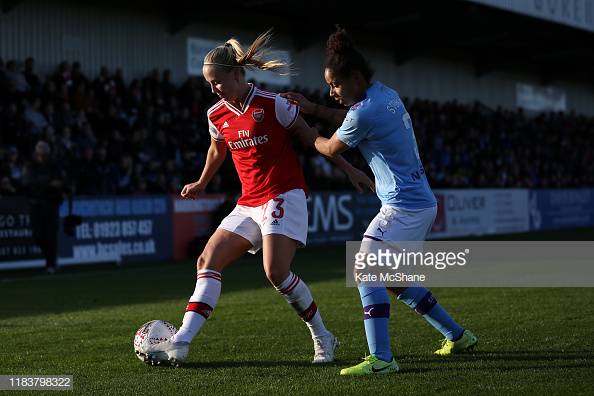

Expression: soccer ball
xmin=133 ymin=320 xmax=177 ymax=362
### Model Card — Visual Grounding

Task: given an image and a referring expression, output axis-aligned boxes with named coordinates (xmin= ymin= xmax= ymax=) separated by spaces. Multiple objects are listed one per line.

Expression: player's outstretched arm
xmin=281 ymin=92 xmax=347 ymax=126
xmin=290 ymin=117 xmax=374 ymax=193
xmin=180 ymin=138 xmax=227 ymax=199
xmin=329 ymin=154 xmax=375 ymax=193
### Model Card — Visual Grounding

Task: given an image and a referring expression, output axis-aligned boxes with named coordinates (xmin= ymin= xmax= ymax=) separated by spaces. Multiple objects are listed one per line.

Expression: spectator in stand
xmin=95 ymin=146 xmax=118 ymax=194
xmin=161 ymin=69 xmax=176 ymax=101
xmin=5 ymin=60 xmax=30 ymax=93
xmin=74 ymin=146 xmax=100 ymax=195
xmin=22 ymin=141 xmax=64 ymax=274
xmin=0 ymin=175 xmax=17 ymax=197
xmin=53 ymin=61 xmax=72 ymax=89
xmin=93 ymin=66 xmax=115 ymax=105
xmin=1 ymin=102 xmax=26 ymax=148
xmin=113 ymin=67 xmax=126 ymax=97
xmin=2 ymin=145 xmax=25 ymax=189
xmin=70 ymin=61 xmax=89 ymax=92
xmin=0 ymin=58 xmax=7 ymax=97
xmin=116 ymin=154 xmax=134 ymax=194
xmin=23 ymin=98 xmax=48 ymax=136
xmin=24 ymin=57 xmax=42 ymax=95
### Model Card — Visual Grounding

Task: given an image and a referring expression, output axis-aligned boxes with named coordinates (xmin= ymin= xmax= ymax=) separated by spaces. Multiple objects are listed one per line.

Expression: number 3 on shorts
xmin=272 ymin=198 xmax=285 ymax=219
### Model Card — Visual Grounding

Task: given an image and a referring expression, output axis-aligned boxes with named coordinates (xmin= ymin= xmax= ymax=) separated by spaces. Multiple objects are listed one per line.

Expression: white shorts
xmin=218 ymin=189 xmax=308 ymax=254
xmin=363 ymin=205 xmax=437 ymax=242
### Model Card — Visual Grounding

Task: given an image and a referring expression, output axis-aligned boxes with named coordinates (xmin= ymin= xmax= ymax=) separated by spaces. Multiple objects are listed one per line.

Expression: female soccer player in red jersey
xmin=147 ymin=30 xmax=374 ymax=366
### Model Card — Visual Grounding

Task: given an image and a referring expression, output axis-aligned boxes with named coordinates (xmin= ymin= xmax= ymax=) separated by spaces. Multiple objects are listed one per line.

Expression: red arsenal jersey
xmin=207 ymin=84 xmax=308 ymax=207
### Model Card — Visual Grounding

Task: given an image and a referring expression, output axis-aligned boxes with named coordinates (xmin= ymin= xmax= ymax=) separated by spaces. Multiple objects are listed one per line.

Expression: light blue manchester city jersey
xmin=336 ymin=81 xmax=436 ymax=208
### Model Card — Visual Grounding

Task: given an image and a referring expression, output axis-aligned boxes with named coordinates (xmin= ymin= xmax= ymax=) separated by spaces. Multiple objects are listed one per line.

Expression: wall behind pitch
xmin=1 ymin=1 xmax=592 ymax=115
xmin=0 ymin=1 xmax=296 ymax=86
xmin=0 ymin=1 xmax=181 ymax=81
xmin=293 ymin=42 xmax=594 ymax=116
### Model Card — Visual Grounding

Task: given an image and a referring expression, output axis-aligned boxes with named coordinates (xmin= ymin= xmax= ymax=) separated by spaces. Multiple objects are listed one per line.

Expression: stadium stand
xmin=1 ymin=59 xmax=593 ymax=199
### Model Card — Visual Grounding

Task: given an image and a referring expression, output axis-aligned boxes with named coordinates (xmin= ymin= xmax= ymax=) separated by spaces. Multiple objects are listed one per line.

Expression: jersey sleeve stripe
xmin=256 ymin=89 xmax=277 ymax=98
xmin=207 ymin=116 xmax=225 ymax=141
xmin=257 ymin=94 xmax=277 ymax=100
xmin=207 ymin=99 xmax=225 ymax=115
xmin=286 ymin=105 xmax=300 ymax=129
xmin=224 ymin=103 xmax=242 ymax=116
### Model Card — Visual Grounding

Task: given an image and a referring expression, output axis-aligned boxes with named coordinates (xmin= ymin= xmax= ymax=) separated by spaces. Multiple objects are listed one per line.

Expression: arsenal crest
xmin=252 ymin=108 xmax=264 ymax=122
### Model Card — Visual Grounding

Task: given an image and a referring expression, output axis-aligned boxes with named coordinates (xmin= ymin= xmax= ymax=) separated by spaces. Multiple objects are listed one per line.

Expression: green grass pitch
xmin=1 ymin=229 xmax=593 ymax=395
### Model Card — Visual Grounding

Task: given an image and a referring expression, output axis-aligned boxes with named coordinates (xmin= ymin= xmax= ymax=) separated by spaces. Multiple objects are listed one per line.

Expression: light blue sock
xmin=358 ymin=286 xmax=393 ymax=362
xmin=397 ymin=287 xmax=464 ymax=341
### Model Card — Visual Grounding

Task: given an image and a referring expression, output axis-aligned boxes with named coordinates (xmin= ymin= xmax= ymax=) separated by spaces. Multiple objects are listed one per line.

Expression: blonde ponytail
xmin=204 ymin=29 xmax=292 ymax=75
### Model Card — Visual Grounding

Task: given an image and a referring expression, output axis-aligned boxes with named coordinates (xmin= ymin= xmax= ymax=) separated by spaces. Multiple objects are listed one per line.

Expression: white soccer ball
xmin=133 ymin=320 xmax=177 ymax=362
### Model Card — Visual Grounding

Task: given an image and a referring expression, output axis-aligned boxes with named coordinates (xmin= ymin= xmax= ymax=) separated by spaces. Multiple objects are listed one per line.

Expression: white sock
xmin=275 ymin=272 xmax=329 ymax=338
xmin=173 ymin=269 xmax=221 ymax=344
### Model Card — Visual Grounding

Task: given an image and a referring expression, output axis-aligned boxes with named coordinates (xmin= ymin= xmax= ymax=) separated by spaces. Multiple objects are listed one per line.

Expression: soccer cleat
xmin=146 ymin=340 xmax=190 ymax=367
xmin=339 ymin=355 xmax=399 ymax=376
xmin=312 ymin=332 xmax=339 ymax=363
xmin=434 ymin=329 xmax=478 ymax=356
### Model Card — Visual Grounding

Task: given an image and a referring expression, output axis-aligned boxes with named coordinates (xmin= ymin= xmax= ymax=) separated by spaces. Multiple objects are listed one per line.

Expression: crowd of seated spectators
xmin=1 ymin=57 xmax=592 ymax=198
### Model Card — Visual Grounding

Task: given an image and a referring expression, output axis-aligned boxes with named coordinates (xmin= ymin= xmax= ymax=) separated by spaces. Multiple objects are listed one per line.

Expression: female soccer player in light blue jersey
xmin=284 ymin=27 xmax=478 ymax=376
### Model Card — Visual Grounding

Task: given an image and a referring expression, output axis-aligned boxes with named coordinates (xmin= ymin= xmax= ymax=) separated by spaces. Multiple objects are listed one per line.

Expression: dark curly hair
xmin=324 ymin=27 xmax=374 ymax=83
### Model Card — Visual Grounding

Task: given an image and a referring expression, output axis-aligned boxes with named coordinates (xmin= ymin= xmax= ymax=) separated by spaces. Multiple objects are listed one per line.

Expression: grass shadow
xmin=401 ymin=350 xmax=594 ymax=363
xmin=0 ymin=246 xmax=346 ymax=320
xmin=182 ymin=360 xmax=340 ymax=369
xmin=400 ymin=361 xmax=594 ymax=375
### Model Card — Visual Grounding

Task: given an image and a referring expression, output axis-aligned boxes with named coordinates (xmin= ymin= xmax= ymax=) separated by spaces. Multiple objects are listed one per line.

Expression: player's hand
xmin=280 ymin=92 xmax=316 ymax=114
xmin=180 ymin=181 xmax=205 ymax=199
xmin=347 ymin=168 xmax=375 ymax=193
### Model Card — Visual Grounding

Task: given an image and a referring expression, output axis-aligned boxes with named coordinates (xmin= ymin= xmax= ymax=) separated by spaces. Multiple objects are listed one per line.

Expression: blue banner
xmin=529 ymin=188 xmax=594 ymax=231
xmin=58 ymin=196 xmax=173 ymax=263
xmin=3 ymin=188 xmax=592 ymax=270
